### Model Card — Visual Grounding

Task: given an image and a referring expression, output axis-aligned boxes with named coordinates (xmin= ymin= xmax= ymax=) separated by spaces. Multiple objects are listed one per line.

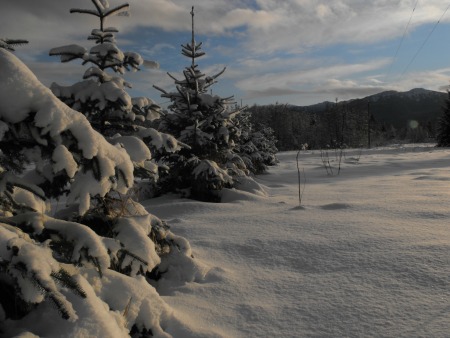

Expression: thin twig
xmin=296 ymin=150 xmax=301 ymax=206
xmin=296 ymin=150 xmax=306 ymax=206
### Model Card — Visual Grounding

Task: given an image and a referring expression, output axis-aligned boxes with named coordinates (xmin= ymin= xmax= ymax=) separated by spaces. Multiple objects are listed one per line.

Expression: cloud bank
xmin=2 ymin=0 xmax=450 ymax=105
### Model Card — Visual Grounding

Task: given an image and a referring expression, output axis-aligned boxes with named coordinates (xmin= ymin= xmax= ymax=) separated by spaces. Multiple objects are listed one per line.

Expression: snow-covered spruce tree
xmin=251 ymin=123 xmax=278 ymax=165
xmin=154 ymin=7 xmax=247 ymax=201
xmin=437 ymin=91 xmax=450 ymax=147
xmin=235 ymin=110 xmax=278 ymax=174
xmin=49 ymin=0 xmax=179 ymax=193
xmin=0 ymin=49 xmax=200 ymax=337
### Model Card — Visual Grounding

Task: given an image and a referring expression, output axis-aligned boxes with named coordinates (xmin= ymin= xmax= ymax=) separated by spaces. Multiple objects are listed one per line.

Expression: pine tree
xmin=0 ymin=47 xmax=133 ymax=322
xmin=49 ymin=0 xmax=179 ymax=189
xmin=436 ymin=91 xmax=450 ymax=147
xmin=252 ymin=123 xmax=279 ymax=167
xmin=154 ymin=7 xmax=247 ymax=201
xmin=0 ymin=46 xmax=198 ymax=338
xmin=49 ymin=0 xmax=142 ymax=132
xmin=234 ymin=110 xmax=277 ymax=174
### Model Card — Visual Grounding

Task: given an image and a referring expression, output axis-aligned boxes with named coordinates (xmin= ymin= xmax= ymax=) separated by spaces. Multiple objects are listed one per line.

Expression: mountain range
xmin=295 ymin=88 xmax=447 ymax=129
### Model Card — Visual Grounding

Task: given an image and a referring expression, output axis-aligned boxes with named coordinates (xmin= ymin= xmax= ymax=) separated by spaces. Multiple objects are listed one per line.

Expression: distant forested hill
xmin=249 ymin=88 xmax=446 ymax=150
xmin=345 ymin=88 xmax=446 ymax=129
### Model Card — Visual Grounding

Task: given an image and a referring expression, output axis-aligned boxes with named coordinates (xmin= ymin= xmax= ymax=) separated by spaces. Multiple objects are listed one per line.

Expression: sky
xmin=3 ymin=0 xmax=450 ymax=107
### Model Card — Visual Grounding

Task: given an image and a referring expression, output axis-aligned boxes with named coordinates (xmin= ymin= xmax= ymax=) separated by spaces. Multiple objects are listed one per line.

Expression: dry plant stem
xmin=320 ymin=150 xmax=333 ymax=176
xmin=355 ymin=148 xmax=362 ymax=162
xmin=320 ymin=148 xmax=344 ymax=176
xmin=337 ymin=148 xmax=344 ymax=175
xmin=296 ymin=150 xmax=306 ymax=206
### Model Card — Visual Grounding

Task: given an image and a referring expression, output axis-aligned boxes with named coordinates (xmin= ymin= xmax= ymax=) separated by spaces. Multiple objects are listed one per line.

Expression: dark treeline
xmin=248 ymin=102 xmax=437 ymax=151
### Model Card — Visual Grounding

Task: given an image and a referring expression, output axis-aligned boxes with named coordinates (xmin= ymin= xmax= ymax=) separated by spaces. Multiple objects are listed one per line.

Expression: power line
xmin=385 ymin=0 xmax=419 ymax=80
xmin=400 ymin=1 xmax=450 ymax=78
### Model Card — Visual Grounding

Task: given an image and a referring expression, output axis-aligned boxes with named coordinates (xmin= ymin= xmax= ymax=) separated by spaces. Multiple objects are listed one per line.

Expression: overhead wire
xmin=385 ymin=0 xmax=419 ymax=80
xmin=399 ymin=1 xmax=450 ymax=78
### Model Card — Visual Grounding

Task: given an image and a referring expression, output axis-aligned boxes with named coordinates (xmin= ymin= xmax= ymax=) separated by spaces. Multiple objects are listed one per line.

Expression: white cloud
xmin=236 ymin=0 xmax=450 ymax=55
xmin=3 ymin=0 xmax=450 ymax=106
xmin=6 ymin=1 xmax=450 ymax=55
xmin=235 ymin=59 xmax=450 ymax=104
xmin=144 ymin=43 xmax=175 ymax=55
xmin=236 ymin=58 xmax=391 ymax=92
xmin=26 ymin=61 xmax=82 ymax=87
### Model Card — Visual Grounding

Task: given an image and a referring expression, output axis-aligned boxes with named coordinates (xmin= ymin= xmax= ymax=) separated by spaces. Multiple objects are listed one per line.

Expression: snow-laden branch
xmin=0 ymin=49 xmax=134 ymax=215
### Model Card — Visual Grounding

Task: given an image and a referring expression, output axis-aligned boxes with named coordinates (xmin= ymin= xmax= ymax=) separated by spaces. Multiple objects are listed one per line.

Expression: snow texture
xmin=114 ymin=216 xmax=161 ymax=275
xmin=145 ymin=143 xmax=450 ymax=338
xmin=131 ymin=97 xmax=161 ymax=121
xmin=111 ymin=136 xmax=152 ymax=165
xmin=136 ymin=127 xmax=180 ymax=153
xmin=12 ymin=188 xmax=49 ymax=214
xmin=52 ymin=145 xmax=78 ymax=178
xmin=193 ymin=160 xmax=233 ymax=186
xmin=51 ymin=78 xmax=133 ymax=114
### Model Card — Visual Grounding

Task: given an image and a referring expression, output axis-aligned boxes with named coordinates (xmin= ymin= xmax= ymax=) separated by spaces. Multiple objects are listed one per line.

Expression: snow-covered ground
xmin=145 ymin=143 xmax=450 ymax=337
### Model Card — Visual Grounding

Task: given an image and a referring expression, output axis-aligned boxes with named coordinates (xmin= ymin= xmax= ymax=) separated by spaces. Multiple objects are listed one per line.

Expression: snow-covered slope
xmin=146 ymin=143 xmax=450 ymax=337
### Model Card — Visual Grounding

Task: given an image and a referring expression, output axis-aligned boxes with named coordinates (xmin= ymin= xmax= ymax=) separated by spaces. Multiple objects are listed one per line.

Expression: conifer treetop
xmin=180 ymin=6 xmax=205 ymax=67
xmin=0 ymin=39 xmax=29 ymax=51
xmin=71 ymin=0 xmax=130 ymax=33
xmin=49 ymin=0 xmax=141 ymax=74
xmin=155 ymin=6 xmax=229 ymax=100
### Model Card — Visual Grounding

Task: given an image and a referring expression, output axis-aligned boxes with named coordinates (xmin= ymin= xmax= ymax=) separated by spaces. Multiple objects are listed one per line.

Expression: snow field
xmin=146 ymin=144 xmax=450 ymax=337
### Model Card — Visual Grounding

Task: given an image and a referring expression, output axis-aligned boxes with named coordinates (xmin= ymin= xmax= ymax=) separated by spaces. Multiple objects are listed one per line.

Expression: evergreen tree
xmin=154 ymin=7 xmax=247 ymax=201
xmin=49 ymin=0 xmax=179 ymax=190
xmin=235 ymin=110 xmax=278 ymax=174
xmin=251 ymin=123 xmax=278 ymax=167
xmin=437 ymin=91 xmax=450 ymax=147
xmin=0 ymin=47 xmax=133 ymax=322
xmin=0 ymin=47 xmax=196 ymax=337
